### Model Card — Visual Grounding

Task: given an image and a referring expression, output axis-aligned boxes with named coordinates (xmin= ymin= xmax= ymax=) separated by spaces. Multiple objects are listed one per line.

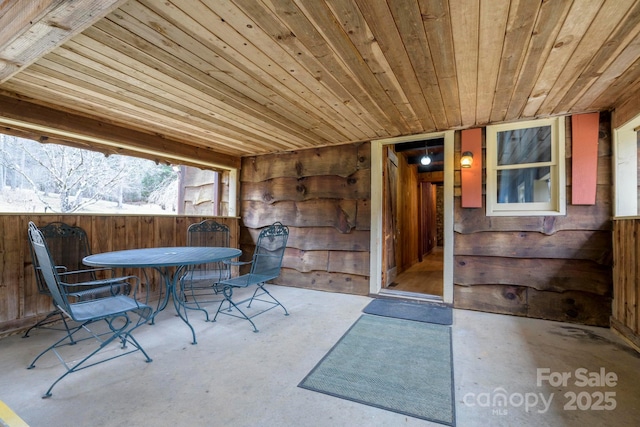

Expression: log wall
xmin=180 ymin=168 xmax=231 ymax=216
xmin=2 ymin=117 xmax=616 ymax=335
xmin=0 ymin=214 xmax=239 ymax=336
xmin=240 ymin=143 xmax=371 ymax=295
xmin=612 ymin=217 xmax=640 ymax=350
xmin=453 ymin=113 xmax=613 ymax=326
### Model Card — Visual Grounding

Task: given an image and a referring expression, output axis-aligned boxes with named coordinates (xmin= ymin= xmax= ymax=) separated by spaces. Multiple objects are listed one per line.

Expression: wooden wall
xmin=180 ymin=167 xmax=231 ymax=216
xmin=397 ymin=149 xmax=420 ymax=272
xmin=612 ymin=217 xmax=640 ymax=350
xmin=240 ymin=143 xmax=371 ymax=295
xmin=2 ymin=119 xmax=615 ymax=334
xmin=637 ymin=138 xmax=640 ymax=213
xmin=0 ymin=214 xmax=239 ymax=336
xmin=453 ymin=113 xmax=613 ymax=326
xmin=420 ymin=171 xmax=445 ymax=247
xmin=612 ymin=90 xmax=640 ymax=129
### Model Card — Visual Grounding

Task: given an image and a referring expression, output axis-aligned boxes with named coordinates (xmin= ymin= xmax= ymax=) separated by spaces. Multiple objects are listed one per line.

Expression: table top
xmin=83 ymin=246 xmax=242 ymax=268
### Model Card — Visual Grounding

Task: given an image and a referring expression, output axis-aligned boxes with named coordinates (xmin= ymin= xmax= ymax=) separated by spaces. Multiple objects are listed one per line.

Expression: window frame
xmin=486 ymin=117 xmax=566 ymax=216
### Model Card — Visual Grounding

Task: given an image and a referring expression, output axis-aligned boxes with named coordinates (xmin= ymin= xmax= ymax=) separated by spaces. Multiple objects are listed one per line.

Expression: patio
xmin=0 ymin=286 xmax=639 ymax=427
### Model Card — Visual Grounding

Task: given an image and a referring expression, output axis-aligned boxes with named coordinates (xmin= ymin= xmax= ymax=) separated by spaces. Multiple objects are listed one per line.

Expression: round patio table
xmin=84 ymin=246 xmax=241 ymax=344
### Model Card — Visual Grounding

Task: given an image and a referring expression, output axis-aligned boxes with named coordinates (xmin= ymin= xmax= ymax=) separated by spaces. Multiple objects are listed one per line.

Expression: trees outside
xmin=0 ymin=134 xmax=179 ymax=213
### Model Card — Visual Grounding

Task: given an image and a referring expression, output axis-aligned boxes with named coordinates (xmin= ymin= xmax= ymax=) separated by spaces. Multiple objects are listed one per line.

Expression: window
xmin=0 ymin=134 xmax=230 ymax=215
xmin=486 ymin=117 xmax=565 ymax=216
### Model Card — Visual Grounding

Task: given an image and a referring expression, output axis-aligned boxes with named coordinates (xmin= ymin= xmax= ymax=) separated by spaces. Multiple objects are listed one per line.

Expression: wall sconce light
xmin=460 ymin=151 xmax=474 ymax=168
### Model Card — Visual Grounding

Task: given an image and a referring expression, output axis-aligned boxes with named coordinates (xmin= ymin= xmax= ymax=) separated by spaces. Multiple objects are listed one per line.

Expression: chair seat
xmin=219 ymin=273 xmax=277 ymax=289
xmin=183 ymin=269 xmax=230 ymax=284
xmin=69 ymin=296 xmax=149 ymax=322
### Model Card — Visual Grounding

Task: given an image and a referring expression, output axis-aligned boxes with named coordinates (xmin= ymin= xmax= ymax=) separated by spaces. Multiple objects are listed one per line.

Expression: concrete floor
xmin=1 ymin=286 xmax=639 ymax=427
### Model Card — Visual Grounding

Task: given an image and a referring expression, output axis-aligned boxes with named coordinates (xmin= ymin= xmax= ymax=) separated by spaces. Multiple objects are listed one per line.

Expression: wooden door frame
xmin=370 ymin=131 xmax=454 ymax=304
xmin=383 ymin=147 xmax=400 ymax=287
xmin=613 ymin=112 xmax=640 ymax=216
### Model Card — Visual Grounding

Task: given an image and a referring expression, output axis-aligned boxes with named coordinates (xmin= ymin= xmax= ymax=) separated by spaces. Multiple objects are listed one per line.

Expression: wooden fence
xmin=0 ymin=214 xmax=238 ymax=336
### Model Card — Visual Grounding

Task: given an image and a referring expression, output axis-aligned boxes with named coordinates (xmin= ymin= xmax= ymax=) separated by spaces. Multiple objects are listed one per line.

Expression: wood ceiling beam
xmin=0 ymin=94 xmax=240 ymax=170
xmin=393 ymin=138 xmax=445 ymax=152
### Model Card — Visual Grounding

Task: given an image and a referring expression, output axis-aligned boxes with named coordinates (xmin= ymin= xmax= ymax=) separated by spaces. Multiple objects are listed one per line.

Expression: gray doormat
xmin=299 ymin=314 xmax=455 ymax=425
xmin=363 ymin=298 xmax=453 ymax=325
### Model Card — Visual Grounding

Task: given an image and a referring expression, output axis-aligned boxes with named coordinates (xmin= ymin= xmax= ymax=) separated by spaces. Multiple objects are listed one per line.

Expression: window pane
xmin=496 ymin=166 xmax=551 ymax=203
xmin=497 ymin=126 xmax=552 ymax=166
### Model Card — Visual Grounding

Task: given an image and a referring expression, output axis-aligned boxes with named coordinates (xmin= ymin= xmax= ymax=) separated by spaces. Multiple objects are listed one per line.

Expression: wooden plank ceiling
xmin=0 ymin=0 xmax=640 ymax=168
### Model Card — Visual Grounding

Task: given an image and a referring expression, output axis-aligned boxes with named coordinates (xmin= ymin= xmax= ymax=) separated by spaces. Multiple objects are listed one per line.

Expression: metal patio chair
xmin=26 ymin=221 xmax=153 ymax=398
xmin=178 ymin=220 xmax=232 ymax=320
xmin=213 ymin=222 xmax=289 ymax=332
xmin=23 ymin=222 xmax=132 ymax=339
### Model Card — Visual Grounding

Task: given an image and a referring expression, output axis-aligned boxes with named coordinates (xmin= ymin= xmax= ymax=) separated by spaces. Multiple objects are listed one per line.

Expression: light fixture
xmin=460 ymin=151 xmax=474 ymax=168
xmin=420 ymin=146 xmax=431 ymax=166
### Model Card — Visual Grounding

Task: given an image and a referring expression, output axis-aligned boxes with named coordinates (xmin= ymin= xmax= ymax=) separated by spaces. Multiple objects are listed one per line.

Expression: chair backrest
xmin=186 ymin=220 xmax=230 ymax=280
xmin=34 ymin=222 xmax=96 ymax=287
xmin=27 ymin=222 xmax=72 ymax=315
xmin=250 ymin=222 xmax=289 ymax=280
xmin=187 ymin=220 xmax=229 ymax=248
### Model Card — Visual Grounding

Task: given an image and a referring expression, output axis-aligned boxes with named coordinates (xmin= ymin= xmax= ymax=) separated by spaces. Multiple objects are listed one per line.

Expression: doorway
xmin=369 ymin=131 xmax=454 ymax=304
xmin=387 ymin=180 xmax=444 ymax=296
xmin=383 ymin=141 xmax=444 ymax=298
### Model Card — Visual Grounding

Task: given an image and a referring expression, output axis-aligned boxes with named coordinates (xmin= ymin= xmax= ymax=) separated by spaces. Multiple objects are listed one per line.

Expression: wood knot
xmin=566 ymin=309 xmax=579 ymax=318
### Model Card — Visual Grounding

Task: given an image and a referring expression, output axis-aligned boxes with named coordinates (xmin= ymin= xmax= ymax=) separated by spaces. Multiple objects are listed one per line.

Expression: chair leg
xmin=247 ymin=284 xmax=289 ymax=316
xmin=22 ymin=309 xmax=76 ymax=343
xmin=213 ymin=286 xmax=259 ymax=332
xmin=29 ymin=312 xmax=152 ymax=398
xmin=27 ymin=322 xmax=88 ymax=370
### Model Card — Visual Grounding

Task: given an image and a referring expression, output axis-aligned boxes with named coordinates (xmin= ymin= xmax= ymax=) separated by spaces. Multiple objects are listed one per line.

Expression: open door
xmin=382 ymin=147 xmax=399 ymax=287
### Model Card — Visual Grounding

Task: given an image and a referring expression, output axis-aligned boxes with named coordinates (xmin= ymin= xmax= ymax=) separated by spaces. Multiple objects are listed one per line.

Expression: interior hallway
xmin=388 ymin=246 xmax=444 ymax=297
xmin=1 ymin=285 xmax=639 ymax=427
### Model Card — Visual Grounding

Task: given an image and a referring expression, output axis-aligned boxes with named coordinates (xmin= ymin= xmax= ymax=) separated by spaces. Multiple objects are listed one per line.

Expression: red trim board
xmin=571 ymin=113 xmax=599 ymax=205
xmin=461 ymin=128 xmax=482 ymax=208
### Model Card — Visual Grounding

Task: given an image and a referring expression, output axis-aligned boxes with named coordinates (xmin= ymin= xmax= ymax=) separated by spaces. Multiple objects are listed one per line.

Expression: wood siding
xmin=612 ymin=217 xmax=640 ymax=350
xmin=0 ymin=114 xmax=621 ymax=334
xmin=180 ymin=168 xmax=232 ymax=216
xmin=453 ymin=113 xmax=613 ymax=326
xmin=240 ymin=143 xmax=371 ymax=295
xmin=0 ymin=214 xmax=238 ymax=336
